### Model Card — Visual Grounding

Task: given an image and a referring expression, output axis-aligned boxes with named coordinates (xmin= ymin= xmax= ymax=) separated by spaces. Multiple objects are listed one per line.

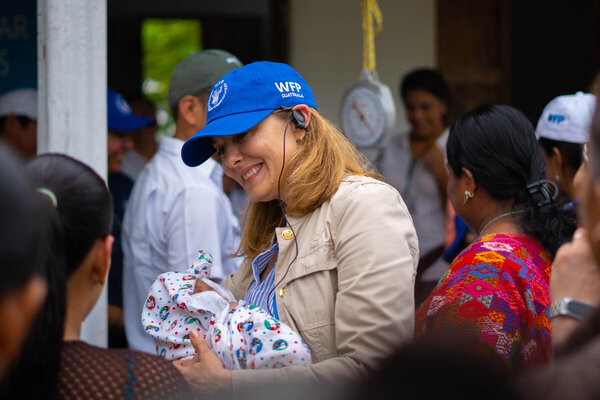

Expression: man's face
xmin=107 ymin=130 xmax=134 ymax=174
xmin=1 ymin=115 xmax=37 ymax=158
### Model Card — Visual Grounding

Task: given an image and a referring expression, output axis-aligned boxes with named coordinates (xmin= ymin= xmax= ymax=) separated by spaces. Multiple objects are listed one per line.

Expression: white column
xmin=37 ymin=0 xmax=108 ymax=347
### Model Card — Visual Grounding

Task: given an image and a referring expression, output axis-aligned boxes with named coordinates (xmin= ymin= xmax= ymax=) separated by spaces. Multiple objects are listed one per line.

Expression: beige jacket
xmin=224 ymin=175 xmax=419 ymax=391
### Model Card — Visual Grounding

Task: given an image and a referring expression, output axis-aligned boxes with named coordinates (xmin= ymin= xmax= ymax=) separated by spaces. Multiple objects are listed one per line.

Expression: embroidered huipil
xmin=415 ymin=233 xmax=552 ymax=370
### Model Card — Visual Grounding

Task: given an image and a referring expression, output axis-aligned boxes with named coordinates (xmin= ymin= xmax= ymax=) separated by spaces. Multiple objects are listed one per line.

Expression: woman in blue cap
xmin=176 ymin=62 xmax=419 ymax=392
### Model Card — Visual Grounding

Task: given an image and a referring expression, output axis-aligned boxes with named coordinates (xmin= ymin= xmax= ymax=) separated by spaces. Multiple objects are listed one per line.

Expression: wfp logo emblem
xmin=274 ymin=81 xmax=304 ymax=99
xmin=208 ymin=80 xmax=227 ymax=111
xmin=548 ymin=114 xmax=565 ymax=124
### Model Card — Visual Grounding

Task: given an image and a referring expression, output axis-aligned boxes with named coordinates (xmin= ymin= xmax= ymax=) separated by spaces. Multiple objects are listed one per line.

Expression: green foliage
xmin=141 ymin=19 xmax=201 ymax=132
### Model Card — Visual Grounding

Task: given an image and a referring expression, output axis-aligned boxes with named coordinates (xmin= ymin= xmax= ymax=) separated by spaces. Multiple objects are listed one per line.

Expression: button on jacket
xmin=224 ymin=175 xmax=419 ymax=390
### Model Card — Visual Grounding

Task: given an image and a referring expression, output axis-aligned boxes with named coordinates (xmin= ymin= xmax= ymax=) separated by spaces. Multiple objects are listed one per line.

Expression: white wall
xmin=38 ymin=0 xmax=108 ymax=347
xmin=289 ymin=0 xmax=435 ymax=135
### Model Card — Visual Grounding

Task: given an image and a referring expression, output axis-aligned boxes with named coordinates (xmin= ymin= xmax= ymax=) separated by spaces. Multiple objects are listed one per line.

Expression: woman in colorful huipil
xmin=415 ymin=105 xmax=577 ymax=370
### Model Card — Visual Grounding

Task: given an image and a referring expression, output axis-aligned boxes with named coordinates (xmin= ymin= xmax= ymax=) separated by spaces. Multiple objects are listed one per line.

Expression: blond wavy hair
xmin=236 ymin=109 xmax=381 ymax=260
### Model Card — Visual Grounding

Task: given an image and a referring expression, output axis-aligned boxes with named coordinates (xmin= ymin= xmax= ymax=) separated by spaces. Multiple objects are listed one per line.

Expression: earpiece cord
xmin=267 ymin=117 xmax=300 ymax=316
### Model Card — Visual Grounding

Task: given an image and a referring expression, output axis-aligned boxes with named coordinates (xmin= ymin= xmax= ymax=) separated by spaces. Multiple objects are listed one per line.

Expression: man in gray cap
xmin=122 ymin=50 xmax=243 ymax=353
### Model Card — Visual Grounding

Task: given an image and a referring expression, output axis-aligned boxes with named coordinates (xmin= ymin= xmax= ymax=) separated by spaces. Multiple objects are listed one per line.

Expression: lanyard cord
xmin=265 ymin=117 xmax=300 ymax=316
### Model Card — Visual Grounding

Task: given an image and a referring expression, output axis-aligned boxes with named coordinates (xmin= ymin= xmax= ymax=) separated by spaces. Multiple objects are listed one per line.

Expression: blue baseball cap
xmin=181 ymin=61 xmax=317 ymax=167
xmin=107 ymin=88 xmax=155 ymax=132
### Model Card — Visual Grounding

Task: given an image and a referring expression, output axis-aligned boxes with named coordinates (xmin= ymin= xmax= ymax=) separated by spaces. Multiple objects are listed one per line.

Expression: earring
xmin=555 ymin=174 xmax=561 ymax=183
xmin=296 ymin=136 xmax=304 ymax=144
xmin=464 ymin=190 xmax=474 ymax=204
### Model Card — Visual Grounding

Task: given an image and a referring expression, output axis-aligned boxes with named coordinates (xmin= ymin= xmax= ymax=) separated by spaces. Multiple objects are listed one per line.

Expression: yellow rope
xmin=361 ymin=0 xmax=383 ymax=73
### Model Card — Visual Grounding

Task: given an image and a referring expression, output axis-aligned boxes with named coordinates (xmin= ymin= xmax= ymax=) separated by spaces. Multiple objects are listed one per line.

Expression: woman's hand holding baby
xmin=173 ymin=330 xmax=232 ymax=394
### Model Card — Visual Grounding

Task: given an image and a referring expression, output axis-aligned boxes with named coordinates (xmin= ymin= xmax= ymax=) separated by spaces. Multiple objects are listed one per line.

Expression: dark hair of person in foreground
xmin=0 ymin=144 xmax=49 ymax=395
xmin=0 ymin=153 xmax=110 ymax=399
xmin=355 ymin=338 xmax=521 ymax=400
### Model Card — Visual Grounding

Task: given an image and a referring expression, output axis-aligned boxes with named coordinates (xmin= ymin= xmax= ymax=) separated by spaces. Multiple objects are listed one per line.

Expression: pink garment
xmin=444 ymin=199 xmax=457 ymax=250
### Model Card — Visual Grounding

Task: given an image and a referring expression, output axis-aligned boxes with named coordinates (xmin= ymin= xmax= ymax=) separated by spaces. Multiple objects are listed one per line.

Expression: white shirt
xmin=376 ymin=129 xmax=449 ymax=256
xmin=122 ymin=135 xmax=241 ymax=354
xmin=121 ymin=149 xmax=148 ymax=181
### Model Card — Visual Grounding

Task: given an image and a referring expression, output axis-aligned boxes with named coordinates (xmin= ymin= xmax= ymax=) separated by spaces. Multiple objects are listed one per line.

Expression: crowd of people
xmin=0 ymin=46 xmax=598 ymax=399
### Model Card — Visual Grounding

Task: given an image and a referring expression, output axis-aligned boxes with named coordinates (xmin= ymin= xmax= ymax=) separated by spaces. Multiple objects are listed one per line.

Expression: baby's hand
xmin=193 ymin=279 xmax=214 ymax=294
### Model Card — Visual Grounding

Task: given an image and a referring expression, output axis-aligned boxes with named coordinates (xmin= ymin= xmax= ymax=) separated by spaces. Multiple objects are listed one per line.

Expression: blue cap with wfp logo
xmin=181 ymin=61 xmax=317 ymax=167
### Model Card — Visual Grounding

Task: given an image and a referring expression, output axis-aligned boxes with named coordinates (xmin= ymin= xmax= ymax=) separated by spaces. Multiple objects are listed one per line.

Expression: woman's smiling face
xmin=212 ymin=112 xmax=300 ymax=203
xmin=403 ymin=89 xmax=446 ymax=140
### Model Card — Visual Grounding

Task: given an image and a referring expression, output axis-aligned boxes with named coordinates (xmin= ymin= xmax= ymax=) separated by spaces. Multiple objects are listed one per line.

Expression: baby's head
xmin=194 ymin=278 xmax=214 ymax=294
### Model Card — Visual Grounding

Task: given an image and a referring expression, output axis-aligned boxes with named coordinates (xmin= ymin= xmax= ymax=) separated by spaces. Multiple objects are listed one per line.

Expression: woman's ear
xmin=91 ymin=236 xmax=114 ymax=285
xmin=292 ymin=104 xmax=312 ymax=131
xmin=461 ymin=167 xmax=476 ymax=193
xmin=551 ymin=146 xmax=565 ymax=173
xmin=177 ymin=95 xmax=206 ymax=128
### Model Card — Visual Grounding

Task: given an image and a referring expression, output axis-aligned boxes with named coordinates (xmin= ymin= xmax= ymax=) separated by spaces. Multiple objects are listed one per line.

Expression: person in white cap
xmin=0 ymin=88 xmax=37 ymax=159
xmin=535 ymin=92 xmax=596 ymax=202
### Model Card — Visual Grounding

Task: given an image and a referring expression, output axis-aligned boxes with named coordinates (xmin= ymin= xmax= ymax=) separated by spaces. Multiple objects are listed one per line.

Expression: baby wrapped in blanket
xmin=142 ymin=250 xmax=311 ymax=370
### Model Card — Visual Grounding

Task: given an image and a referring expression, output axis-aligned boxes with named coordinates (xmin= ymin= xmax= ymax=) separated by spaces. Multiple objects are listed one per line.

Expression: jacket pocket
xmin=297 ymin=322 xmax=337 ymax=362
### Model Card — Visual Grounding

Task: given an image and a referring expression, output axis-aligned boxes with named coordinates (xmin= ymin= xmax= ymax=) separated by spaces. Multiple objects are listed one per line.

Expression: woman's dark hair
xmin=0 ymin=145 xmax=55 ymax=399
xmin=538 ymin=137 xmax=583 ymax=174
xmin=0 ymin=194 xmax=65 ymax=400
xmin=353 ymin=338 xmax=518 ymax=400
xmin=25 ymin=153 xmax=113 ymax=277
xmin=447 ymin=104 xmax=577 ymax=256
xmin=0 ymin=148 xmax=65 ymax=400
xmin=0 ymin=154 xmax=113 ymax=399
xmin=0 ymin=144 xmax=43 ymax=295
xmin=400 ymin=68 xmax=450 ymax=103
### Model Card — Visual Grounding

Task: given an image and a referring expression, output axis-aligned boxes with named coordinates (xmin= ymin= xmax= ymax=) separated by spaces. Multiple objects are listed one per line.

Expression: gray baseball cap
xmin=168 ymin=49 xmax=242 ymax=112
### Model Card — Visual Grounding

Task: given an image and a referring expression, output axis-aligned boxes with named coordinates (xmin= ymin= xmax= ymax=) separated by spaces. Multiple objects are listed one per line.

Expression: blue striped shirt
xmin=244 ymin=242 xmax=278 ymax=318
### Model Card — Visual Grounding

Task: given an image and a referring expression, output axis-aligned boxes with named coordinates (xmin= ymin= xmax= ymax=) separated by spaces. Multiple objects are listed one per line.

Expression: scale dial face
xmin=341 ymin=84 xmax=388 ymax=148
